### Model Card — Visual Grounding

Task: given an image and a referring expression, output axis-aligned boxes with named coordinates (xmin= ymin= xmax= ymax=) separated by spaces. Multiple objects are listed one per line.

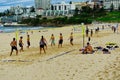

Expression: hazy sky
xmin=0 ymin=0 xmax=88 ymax=12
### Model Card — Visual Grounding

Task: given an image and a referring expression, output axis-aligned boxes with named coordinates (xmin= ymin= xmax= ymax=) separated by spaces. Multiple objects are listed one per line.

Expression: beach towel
xmin=114 ymin=45 xmax=119 ymax=48
xmin=105 ymin=42 xmax=117 ymax=45
xmin=94 ymin=46 xmax=111 ymax=54
xmin=106 ymin=45 xmax=119 ymax=49
xmin=94 ymin=46 xmax=103 ymax=50
xmin=102 ymin=48 xmax=110 ymax=54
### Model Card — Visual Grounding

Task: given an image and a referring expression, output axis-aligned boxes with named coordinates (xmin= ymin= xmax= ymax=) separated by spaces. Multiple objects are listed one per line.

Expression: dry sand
xmin=0 ymin=24 xmax=120 ymax=80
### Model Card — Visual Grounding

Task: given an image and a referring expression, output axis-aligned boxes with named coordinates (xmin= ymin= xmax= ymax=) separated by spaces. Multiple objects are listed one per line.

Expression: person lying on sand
xmin=10 ymin=38 xmax=18 ymax=56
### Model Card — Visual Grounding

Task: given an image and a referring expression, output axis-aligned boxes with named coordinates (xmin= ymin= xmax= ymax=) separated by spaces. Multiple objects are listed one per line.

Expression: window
xmin=64 ymin=6 xmax=66 ymax=10
xmin=55 ymin=6 xmax=57 ymax=10
xmin=59 ymin=6 xmax=61 ymax=10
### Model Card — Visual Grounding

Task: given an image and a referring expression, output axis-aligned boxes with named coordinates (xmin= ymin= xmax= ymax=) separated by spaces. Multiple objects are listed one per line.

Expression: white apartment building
xmin=36 ymin=1 xmax=75 ymax=16
xmin=51 ymin=1 xmax=75 ymax=11
xmin=103 ymin=0 xmax=120 ymax=9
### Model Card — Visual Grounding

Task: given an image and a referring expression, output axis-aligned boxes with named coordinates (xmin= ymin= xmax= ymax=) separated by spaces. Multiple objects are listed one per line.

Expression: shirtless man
xmin=83 ymin=42 xmax=93 ymax=54
xmin=50 ymin=34 xmax=55 ymax=46
xmin=58 ymin=33 xmax=63 ymax=48
xmin=19 ymin=36 xmax=24 ymax=52
xmin=10 ymin=38 xmax=18 ymax=56
xmin=39 ymin=36 xmax=46 ymax=54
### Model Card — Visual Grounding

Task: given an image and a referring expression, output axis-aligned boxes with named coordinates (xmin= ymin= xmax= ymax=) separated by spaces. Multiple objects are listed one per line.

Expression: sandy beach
xmin=0 ymin=24 xmax=120 ymax=80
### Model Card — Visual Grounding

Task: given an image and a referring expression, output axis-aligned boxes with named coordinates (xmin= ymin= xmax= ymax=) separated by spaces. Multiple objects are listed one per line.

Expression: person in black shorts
xmin=39 ymin=36 xmax=46 ymax=54
xmin=90 ymin=29 xmax=93 ymax=37
xmin=27 ymin=35 xmax=30 ymax=48
xmin=10 ymin=38 xmax=18 ymax=56
xmin=58 ymin=33 xmax=63 ymax=48
xmin=86 ymin=27 xmax=89 ymax=37
xmin=19 ymin=36 xmax=24 ymax=52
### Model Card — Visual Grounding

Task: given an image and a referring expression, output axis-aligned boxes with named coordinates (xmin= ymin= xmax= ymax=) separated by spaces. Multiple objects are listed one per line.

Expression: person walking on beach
xmin=50 ymin=34 xmax=55 ymax=46
xmin=69 ymin=32 xmax=73 ymax=46
xmin=95 ymin=28 xmax=98 ymax=34
xmin=88 ymin=36 xmax=91 ymax=42
xmin=90 ymin=29 xmax=93 ymax=37
xmin=39 ymin=36 xmax=46 ymax=54
xmin=19 ymin=36 xmax=24 ymax=52
xmin=27 ymin=35 xmax=30 ymax=48
xmin=97 ymin=27 xmax=99 ymax=31
xmin=112 ymin=26 xmax=114 ymax=31
xmin=86 ymin=27 xmax=89 ymax=37
xmin=113 ymin=27 xmax=116 ymax=33
xmin=58 ymin=33 xmax=63 ymax=48
xmin=10 ymin=38 xmax=18 ymax=56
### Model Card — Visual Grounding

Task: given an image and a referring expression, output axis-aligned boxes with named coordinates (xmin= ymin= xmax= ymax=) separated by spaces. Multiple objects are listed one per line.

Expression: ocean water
xmin=0 ymin=26 xmax=44 ymax=33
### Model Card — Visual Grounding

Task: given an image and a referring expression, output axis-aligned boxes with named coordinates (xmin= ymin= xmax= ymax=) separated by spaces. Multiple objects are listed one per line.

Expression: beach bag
xmin=102 ymin=48 xmax=108 ymax=51
xmin=102 ymin=48 xmax=110 ymax=54
xmin=114 ymin=46 xmax=119 ymax=48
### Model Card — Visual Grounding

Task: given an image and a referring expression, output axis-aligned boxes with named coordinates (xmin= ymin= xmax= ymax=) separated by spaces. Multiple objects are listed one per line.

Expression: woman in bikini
xmin=39 ymin=36 xmax=46 ymax=54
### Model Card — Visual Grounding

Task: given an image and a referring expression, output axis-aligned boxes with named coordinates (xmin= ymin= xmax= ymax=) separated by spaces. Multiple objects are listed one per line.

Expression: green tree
xmin=0 ymin=12 xmax=5 ymax=17
xmin=110 ymin=3 xmax=114 ymax=12
xmin=30 ymin=6 xmax=35 ymax=12
xmin=81 ymin=5 xmax=92 ymax=13
xmin=118 ymin=4 xmax=120 ymax=11
xmin=69 ymin=1 xmax=72 ymax=4
xmin=30 ymin=18 xmax=39 ymax=26
xmin=36 ymin=15 xmax=42 ymax=18
xmin=74 ymin=7 xmax=79 ymax=16
xmin=98 ymin=6 xmax=106 ymax=17
xmin=93 ymin=5 xmax=97 ymax=12
xmin=4 ymin=9 xmax=10 ymax=16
